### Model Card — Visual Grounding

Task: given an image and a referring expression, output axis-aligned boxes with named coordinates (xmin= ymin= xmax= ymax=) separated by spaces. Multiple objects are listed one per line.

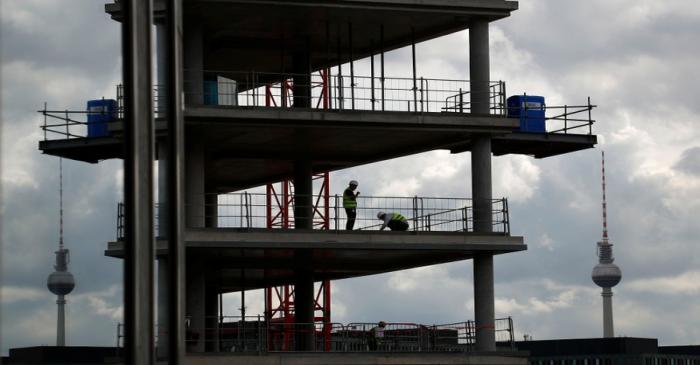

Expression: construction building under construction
xmin=38 ymin=0 xmax=598 ymax=364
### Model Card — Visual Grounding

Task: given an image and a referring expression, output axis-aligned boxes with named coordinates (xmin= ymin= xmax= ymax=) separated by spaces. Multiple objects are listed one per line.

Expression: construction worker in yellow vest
xmin=376 ymin=211 xmax=409 ymax=231
xmin=343 ymin=180 xmax=360 ymax=230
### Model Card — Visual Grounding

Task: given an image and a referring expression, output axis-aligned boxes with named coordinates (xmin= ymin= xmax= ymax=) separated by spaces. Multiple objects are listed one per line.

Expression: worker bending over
xmin=376 ymin=211 xmax=409 ymax=231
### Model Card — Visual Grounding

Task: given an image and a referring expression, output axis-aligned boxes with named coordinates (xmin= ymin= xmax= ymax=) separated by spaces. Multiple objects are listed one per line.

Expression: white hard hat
xmin=377 ymin=211 xmax=385 ymax=219
xmin=349 ymin=180 xmax=358 ymax=186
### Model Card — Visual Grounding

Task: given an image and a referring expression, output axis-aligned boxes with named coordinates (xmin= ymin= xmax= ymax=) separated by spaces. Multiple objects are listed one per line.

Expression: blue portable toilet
xmin=507 ymin=95 xmax=546 ymax=133
xmin=203 ymin=79 xmax=218 ymax=105
xmin=87 ymin=99 xmax=117 ymax=137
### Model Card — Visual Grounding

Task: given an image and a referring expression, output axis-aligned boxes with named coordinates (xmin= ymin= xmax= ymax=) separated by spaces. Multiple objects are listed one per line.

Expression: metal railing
xmin=39 ymin=72 xmax=595 ymax=141
xmin=178 ymin=70 xmax=506 ymax=115
xmin=115 ymin=194 xmax=510 ymax=240
xmin=125 ymin=317 xmax=515 ymax=353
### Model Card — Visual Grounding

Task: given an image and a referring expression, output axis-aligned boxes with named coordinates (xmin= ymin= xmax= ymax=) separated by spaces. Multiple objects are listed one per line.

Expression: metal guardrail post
xmin=380 ymin=25 xmax=385 ymax=112
xmin=504 ymin=198 xmax=510 ymax=234
xmin=370 ymin=55 xmax=376 ymax=111
xmin=462 ymin=206 xmax=467 ymax=232
xmin=349 ymin=22 xmax=355 ymax=111
xmin=508 ymin=317 xmax=515 ymax=350
xmin=412 ymin=196 xmax=418 ymax=231
xmin=588 ymin=96 xmax=593 ymax=135
xmin=43 ymin=103 xmax=48 ymax=140
xmin=500 ymin=81 xmax=506 ymax=115
xmin=64 ymin=110 xmax=70 ymax=139
xmin=334 ymin=194 xmax=339 ymax=231
xmin=244 ymin=192 xmax=251 ymax=228
xmin=419 ymin=77 xmax=424 ymax=113
xmin=411 ymin=28 xmax=418 ymax=113
xmin=459 ymin=88 xmax=464 ymax=113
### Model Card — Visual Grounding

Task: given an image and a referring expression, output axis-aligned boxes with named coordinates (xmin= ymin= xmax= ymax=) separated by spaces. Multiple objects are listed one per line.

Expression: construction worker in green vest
xmin=343 ymin=180 xmax=360 ymax=230
xmin=376 ymin=211 xmax=409 ymax=231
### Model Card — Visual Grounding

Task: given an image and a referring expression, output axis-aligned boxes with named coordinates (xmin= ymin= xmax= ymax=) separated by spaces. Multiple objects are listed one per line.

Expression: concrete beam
xmin=185 ymin=107 xmax=518 ymax=132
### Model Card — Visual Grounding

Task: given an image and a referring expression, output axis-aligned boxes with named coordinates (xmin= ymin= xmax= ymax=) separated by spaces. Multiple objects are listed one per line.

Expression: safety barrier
xmin=39 ymin=73 xmax=595 ymax=141
xmin=135 ymin=317 xmax=515 ymax=353
xmin=115 ymin=194 xmax=509 ymax=240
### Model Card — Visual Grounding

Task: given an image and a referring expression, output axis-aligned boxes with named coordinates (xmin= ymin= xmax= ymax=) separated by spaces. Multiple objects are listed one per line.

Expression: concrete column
xmin=294 ymin=250 xmax=314 ymax=351
xmin=185 ymin=132 xmax=205 ymax=228
xmin=156 ymin=23 xmax=168 ymax=117
xmin=471 ymin=138 xmax=493 ymax=234
xmin=204 ymin=191 xmax=218 ymax=228
xmin=602 ymin=288 xmax=614 ymax=338
xmin=473 ymin=253 xmax=495 ymax=351
xmin=292 ymin=45 xmax=311 ymax=108
xmin=183 ymin=23 xmax=204 ymax=105
xmin=157 ymin=141 xmax=168 ymax=237
xmin=186 ymin=257 xmax=206 ymax=353
xmin=121 ymin=1 xmax=156 ymax=362
xmin=293 ymin=158 xmax=313 ymax=230
xmin=205 ymin=287 xmax=220 ymax=352
xmin=156 ymin=140 xmax=169 ymax=358
xmin=470 ymin=18 xmax=496 ymax=352
xmin=469 ymin=20 xmax=490 ymax=116
xmin=293 ymin=130 xmax=314 ymax=351
xmin=157 ymin=258 xmax=169 ymax=358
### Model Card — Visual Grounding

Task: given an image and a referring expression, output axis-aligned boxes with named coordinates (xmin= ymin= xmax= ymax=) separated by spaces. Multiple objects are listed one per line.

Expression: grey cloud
xmin=673 ymin=146 xmax=700 ymax=176
xmin=3 ymin=0 xmax=700 ymax=354
xmin=0 ymin=0 xmax=120 ymax=76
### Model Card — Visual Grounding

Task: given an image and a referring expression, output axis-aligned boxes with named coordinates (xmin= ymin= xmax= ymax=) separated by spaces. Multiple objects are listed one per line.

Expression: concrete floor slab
xmin=106 ymin=229 xmax=525 ymax=291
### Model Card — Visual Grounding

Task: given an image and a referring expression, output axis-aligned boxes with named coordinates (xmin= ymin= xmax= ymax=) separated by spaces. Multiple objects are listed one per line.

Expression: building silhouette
xmin=38 ymin=0 xmax=598 ymax=363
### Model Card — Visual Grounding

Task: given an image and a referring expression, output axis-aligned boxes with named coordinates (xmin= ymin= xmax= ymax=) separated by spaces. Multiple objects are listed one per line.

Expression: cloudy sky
xmin=1 ymin=0 xmax=699 ymax=355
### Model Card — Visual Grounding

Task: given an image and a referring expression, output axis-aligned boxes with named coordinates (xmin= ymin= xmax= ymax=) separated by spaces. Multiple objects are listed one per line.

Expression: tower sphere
xmin=47 ymin=271 xmax=75 ymax=296
xmin=591 ymin=263 xmax=621 ymax=288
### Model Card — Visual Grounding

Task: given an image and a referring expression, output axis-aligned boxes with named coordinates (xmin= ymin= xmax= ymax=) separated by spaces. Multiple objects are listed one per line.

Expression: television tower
xmin=46 ymin=159 xmax=75 ymax=346
xmin=591 ymin=151 xmax=622 ymax=338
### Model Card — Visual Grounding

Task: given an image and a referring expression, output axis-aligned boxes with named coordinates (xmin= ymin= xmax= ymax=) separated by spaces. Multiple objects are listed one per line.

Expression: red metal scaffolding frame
xmin=264 ymin=70 xmax=332 ymax=351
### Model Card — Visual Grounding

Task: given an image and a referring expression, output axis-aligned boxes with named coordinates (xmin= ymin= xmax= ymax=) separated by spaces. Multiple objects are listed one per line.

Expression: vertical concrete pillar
xmin=121 ymin=0 xmax=155 ymax=362
xmin=469 ymin=20 xmax=490 ymax=116
xmin=293 ymin=254 xmax=314 ymax=351
xmin=157 ymin=258 xmax=169 ymax=358
xmin=183 ymin=24 xmax=204 ymax=105
xmin=186 ymin=257 xmax=206 ymax=353
xmin=293 ymin=130 xmax=314 ymax=350
xmin=204 ymin=191 xmax=218 ymax=228
xmin=156 ymin=23 xmax=168 ymax=118
xmin=205 ymin=286 xmax=220 ymax=352
xmin=156 ymin=140 xmax=169 ymax=358
xmin=292 ymin=45 xmax=311 ymax=108
xmin=293 ymin=157 xmax=313 ymax=230
xmin=155 ymin=21 xmax=170 ymax=355
xmin=184 ymin=132 xmax=206 ymax=353
xmin=470 ymin=18 xmax=496 ymax=352
xmin=185 ymin=132 xmax=205 ymax=228
xmin=164 ymin=0 xmax=187 ymax=361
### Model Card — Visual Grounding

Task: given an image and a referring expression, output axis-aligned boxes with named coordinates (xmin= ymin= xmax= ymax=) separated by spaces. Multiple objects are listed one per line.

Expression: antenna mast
xmin=59 ymin=158 xmax=64 ymax=250
xmin=601 ymin=151 xmax=608 ymax=242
